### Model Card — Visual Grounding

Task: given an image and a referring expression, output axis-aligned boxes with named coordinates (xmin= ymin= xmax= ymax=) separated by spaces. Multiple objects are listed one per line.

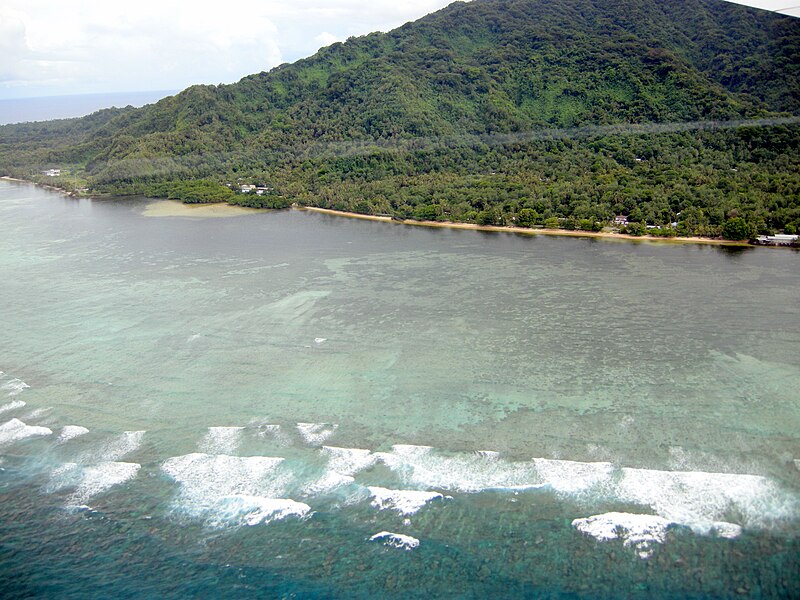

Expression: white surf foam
xmin=0 ymin=400 xmax=26 ymax=414
xmin=198 ymin=426 xmax=244 ymax=454
xmin=47 ymin=461 xmax=140 ymax=506
xmin=205 ymin=495 xmax=310 ymax=527
xmin=0 ymin=418 xmax=52 ymax=446
xmin=162 ymin=453 xmax=304 ymax=527
xmin=369 ymin=531 xmax=420 ymax=550
xmin=573 ymin=511 xmax=744 ymax=559
xmin=2 ymin=379 xmax=29 ymax=396
xmin=376 ymin=445 xmax=540 ymax=492
xmin=67 ymin=462 xmax=141 ymax=507
xmin=532 ymin=458 xmax=615 ymax=495
xmin=46 ymin=462 xmax=79 ymax=493
xmin=162 ymin=453 xmax=288 ymax=497
xmin=301 ymin=470 xmax=355 ymax=496
xmin=297 ymin=422 xmax=337 ymax=446
xmin=58 ymin=425 xmax=90 ymax=442
xmin=79 ymin=430 xmax=145 ymax=463
xmin=314 ymin=338 xmax=327 ymax=345
xmin=573 ymin=512 xmax=674 ymax=559
xmin=377 ymin=445 xmax=797 ymax=533
xmin=614 ymin=467 xmax=797 ymax=533
xmin=322 ymin=446 xmax=377 ymax=476
xmin=367 ymin=486 xmax=444 ymax=515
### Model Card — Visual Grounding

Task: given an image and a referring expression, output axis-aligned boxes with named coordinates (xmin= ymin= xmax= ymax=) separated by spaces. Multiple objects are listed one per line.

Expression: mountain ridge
xmin=1 ymin=0 xmax=798 ymax=237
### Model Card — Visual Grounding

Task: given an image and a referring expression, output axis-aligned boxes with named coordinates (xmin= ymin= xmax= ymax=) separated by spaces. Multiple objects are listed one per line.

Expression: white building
xmin=755 ymin=234 xmax=799 ymax=246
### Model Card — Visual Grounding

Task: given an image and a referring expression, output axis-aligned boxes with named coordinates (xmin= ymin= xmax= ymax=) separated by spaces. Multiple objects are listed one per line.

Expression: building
xmin=240 ymin=184 xmax=256 ymax=193
xmin=43 ymin=169 xmax=61 ymax=177
xmin=613 ymin=215 xmax=628 ymax=226
xmin=754 ymin=234 xmax=799 ymax=246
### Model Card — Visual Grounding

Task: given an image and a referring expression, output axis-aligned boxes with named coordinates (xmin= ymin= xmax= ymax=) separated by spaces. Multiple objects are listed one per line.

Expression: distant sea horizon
xmin=0 ymin=90 xmax=178 ymax=125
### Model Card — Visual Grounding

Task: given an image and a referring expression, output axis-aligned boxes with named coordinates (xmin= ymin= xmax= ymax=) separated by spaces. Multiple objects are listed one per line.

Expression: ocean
xmin=0 ymin=180 xmax=798 ymax=598
xmin=0 ymin=91 xmax=176 ymax=126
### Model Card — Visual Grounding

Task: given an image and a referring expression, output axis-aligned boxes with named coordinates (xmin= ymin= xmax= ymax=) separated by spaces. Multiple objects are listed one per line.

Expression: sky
xmin=0 ymin=0 xmax=797 ymax=100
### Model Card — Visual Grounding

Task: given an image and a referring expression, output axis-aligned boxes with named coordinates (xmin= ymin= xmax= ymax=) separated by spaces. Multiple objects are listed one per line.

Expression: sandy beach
xmin=301 ymin=206 xmax=753 ymax=247
xmin=302 ymin=206 xmax=394 ymax=223
xmin=0 ymin=179 xmax=770 ymax=247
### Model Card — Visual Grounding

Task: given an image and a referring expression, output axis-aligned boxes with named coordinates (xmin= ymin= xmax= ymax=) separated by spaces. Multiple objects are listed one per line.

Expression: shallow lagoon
xmin=1 ymin=181 xmax=798 ymax=598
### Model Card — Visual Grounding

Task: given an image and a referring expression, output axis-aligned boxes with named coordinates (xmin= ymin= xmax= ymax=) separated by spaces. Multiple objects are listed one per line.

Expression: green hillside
xmin=1 ymin=0 xmax=799 ymax=237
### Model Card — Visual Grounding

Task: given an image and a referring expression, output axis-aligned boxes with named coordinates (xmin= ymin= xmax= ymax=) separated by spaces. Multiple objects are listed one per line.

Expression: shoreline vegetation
xmin=1 ymin=0 xmax=798 ymax=252
xmin=300 ymin=206 xmax=754 ymax=246
xmin=1 ymin=176 xmax=768 ymax=247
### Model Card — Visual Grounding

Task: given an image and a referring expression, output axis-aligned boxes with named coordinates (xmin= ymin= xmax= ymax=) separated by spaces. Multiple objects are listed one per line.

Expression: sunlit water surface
xmin=1 ymin=181 xmax=798 ymax=598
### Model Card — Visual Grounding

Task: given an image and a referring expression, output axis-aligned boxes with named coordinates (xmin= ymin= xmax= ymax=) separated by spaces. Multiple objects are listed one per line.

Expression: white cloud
xmin=0 ymin=0 xmax=794 ymax=99
xmin=0 ymin=0 xmax=287 ymax=95
xmin=314 ymin=32 xmax=341 ymax=48
xmin=0 ymin=0 xmax=455 ymax=97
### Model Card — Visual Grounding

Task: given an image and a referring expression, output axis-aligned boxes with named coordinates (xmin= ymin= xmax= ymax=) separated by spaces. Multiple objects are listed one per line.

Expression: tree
xmin=722 ymin=217 xmax=751 ymax=240
xmin=517 ymin=208 xmax=539 ymax=227
xmin=624 ymin=222 xmax=646 ymax=236
xmin=544 ymin=217 xmax=560 ymax=229
xmin=476 ymin=209 xmax=497 ymax=225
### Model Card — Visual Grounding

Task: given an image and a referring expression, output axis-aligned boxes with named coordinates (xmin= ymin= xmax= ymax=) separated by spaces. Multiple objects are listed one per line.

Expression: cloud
xmin=0 ymin=0 xmax=286 ymax=95
xmin=314 ymin=32 xmax=341 ymax=48
xmin=0 ymin=0 xmax=791 ymax=99
xmin=0 ymin=0 xmax=459 ymax=97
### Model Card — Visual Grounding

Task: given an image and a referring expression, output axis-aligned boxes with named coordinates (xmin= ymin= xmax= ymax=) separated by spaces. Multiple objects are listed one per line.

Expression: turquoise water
xmin=0 ymin=180 xmax=798 ymax=598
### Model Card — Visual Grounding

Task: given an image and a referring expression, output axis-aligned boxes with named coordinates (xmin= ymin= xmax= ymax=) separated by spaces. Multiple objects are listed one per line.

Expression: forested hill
xmin=2 ymin=0 xmax=799 ymax=238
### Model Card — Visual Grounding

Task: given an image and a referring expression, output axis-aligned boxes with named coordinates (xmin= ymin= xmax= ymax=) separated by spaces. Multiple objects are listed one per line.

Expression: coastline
xmin=0 ymin=178 xmax=776 ymax=248
xmin=301 ymin=206 xmax=394 ymax=223
xmin=1 ymin=175 xmax=81 ymax=198
xmin=300 ymin=206 xmax=754 ymax=247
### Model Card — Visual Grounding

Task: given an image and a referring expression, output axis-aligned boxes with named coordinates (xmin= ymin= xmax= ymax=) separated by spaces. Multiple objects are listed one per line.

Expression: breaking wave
xmin=0 ymin=418 xmax=52 ymax=447
xmin=48 ymin=461 xmax=141 ymax=508
xmin=572 ymin=511 xmax=743 ymax=559
xmin=2 ymin=379 xmax=29 ymax=397
xmin=57 ymin=425 xmax=90 ymax=442
xmin=161 ymin=453 xmax=306 ymax=527
xmin=322 ymin=446 xmax=377 ymax=476
xmin=369 ymin=531 xmax=420 ymax=550
xmin=367 ymin=486 xmax=446 ymax=515
xmin=373 ymin=445 xmax=798 ymax=533
xmin=0 ymin=400 xmax=26 ymax=414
